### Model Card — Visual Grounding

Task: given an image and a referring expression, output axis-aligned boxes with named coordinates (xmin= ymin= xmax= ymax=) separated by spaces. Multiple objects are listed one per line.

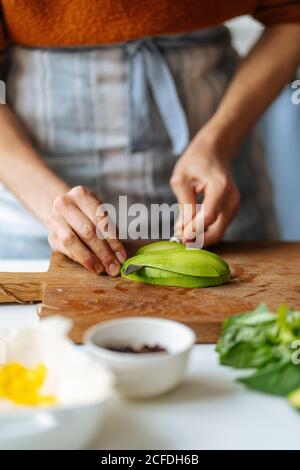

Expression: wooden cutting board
xmin=0 ymin=242 xmax=299 ymax=343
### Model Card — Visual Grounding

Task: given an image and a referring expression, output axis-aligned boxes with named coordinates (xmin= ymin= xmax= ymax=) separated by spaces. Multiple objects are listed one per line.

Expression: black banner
xmin=0 ymin=450 xmax=298 ymax=465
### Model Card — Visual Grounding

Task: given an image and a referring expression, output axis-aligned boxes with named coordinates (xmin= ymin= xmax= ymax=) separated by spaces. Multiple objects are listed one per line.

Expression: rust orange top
xmin=0 ymin=0 xmax=300 ymax=50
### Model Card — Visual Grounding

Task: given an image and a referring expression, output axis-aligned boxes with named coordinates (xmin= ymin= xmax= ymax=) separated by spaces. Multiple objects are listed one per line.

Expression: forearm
xmin=197 ymin=23 xmax=300 ymax=159
xmin=0 ymin=105 xmax=69 ymax=224
xmin=0 ymin=105 xmax=126 ymax=273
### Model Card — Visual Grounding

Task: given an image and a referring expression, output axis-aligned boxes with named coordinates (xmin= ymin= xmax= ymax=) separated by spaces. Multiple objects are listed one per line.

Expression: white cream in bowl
xmin=0 ymin=317 xmax=114 ymax=450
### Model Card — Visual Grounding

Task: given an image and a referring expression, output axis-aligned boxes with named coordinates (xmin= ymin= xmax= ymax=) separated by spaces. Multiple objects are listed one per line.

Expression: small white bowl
xmin=84 ymin=317 xmax=196 ymax=399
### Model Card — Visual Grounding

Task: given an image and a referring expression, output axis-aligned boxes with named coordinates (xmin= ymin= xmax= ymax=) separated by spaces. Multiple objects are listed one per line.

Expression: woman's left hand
xmin=171 ymin=22 xmax=300 ymax=248
xmin=170 ymin=132 xmax=240 ymax=247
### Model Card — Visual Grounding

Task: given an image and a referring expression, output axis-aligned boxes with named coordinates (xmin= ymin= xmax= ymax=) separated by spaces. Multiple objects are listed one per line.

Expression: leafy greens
xmin=216 ymin=304 xmax=300 ymax=403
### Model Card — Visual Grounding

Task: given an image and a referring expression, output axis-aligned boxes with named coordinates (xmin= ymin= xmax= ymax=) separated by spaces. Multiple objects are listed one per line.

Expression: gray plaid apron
xmin=0 ymin=26 xmax=278 ymax=258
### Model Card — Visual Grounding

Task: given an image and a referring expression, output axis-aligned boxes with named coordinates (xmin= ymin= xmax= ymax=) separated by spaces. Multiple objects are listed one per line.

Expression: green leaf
xmin=216 ymin=304 xmax=277 ymax=364
xmin=222 ymin=304 xmax=275 ymax=328
xmin=239 ymin=360 xmax=300 ymax=396
xmin=219 ymin=342 xmax=276 ymax=369
xmin=277 ymin=304 xmax=295 ymax=343
xmin=216 ymin=303 xmax=300 ymax=404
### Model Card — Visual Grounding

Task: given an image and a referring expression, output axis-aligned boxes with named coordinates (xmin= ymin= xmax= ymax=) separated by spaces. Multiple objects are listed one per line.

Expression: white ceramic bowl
xmin=0 ymin=397 xmax=113 ymax=450
xmin=84 ymin=317 xmax=196 ymax=399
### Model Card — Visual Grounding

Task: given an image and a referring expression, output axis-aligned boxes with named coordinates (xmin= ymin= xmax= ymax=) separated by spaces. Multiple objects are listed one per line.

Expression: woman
xmin=0 ymin=1 xmax=299 ymax=276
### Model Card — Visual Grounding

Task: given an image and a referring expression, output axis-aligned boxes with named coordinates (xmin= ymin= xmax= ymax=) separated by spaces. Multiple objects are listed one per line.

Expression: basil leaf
xmin=219 ymin=342 xmax=276 ymax=369
xmin=239 ymin=360 xmax=300 ymax=396
xmin=217 ymin=304 xmax=300 ymax=402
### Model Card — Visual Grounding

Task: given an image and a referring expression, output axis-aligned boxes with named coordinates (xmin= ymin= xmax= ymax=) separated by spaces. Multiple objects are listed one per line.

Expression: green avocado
xmin=121 ymin=241 xmax=230 ymax=288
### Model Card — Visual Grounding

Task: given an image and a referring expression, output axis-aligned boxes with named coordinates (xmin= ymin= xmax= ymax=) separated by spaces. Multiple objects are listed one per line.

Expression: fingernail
xmin=116 ymin=251 xmax=127 ymax=264
xmin=108 ymin=262 xmax=120 ymax=276
xmin=184 ymin=237 xmax=196 ymax=243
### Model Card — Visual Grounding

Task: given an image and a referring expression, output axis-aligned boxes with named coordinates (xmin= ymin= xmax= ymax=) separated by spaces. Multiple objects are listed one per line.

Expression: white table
xmin=1 ymin=260 xmax=300 ymax=450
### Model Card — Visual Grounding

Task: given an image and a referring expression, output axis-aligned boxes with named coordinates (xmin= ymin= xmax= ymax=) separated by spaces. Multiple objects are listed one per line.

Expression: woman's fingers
xmin=53 ymin=193 xmax=120 ymax=276
xmin=68 ymin=186 xmax=127 ymax=264
xmin=48 ymin=185 xmax=128 ymax=276
xmin=201 ymin=175 xmax=230 ymax=228
xmin=175 ymin=174 xmax=230 ymax=244
xmin=169 ymin=131 xmax=242 ymax=246
xmin=180 ymin=207 xmax=205 ymax=245
xmin=170 ymin=173 xmax=197 ymax=238
xmin=204 ymin=190 xmax=240 ymax=247
xmin=48 ymin=214 xmax=104 ymax=274
xmin=173 ymin=166 xmax=239 ymax=246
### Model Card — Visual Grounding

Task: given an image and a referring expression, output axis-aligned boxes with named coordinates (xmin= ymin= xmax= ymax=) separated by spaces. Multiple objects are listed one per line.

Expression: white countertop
xmin=1 ymin=260 xmax=300 ymax=450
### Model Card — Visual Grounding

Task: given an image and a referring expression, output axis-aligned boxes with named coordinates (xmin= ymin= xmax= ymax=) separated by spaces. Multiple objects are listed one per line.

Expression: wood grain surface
xmin=0 ymin=242 xmax=299 ymax=343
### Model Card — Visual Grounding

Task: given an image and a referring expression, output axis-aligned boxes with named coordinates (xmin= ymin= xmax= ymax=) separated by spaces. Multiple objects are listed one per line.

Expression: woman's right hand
xmin=47 ymin=185 xmax=127 ymax=276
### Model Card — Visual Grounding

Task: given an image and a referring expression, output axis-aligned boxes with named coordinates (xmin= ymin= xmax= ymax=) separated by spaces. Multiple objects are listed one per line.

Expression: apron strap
xmin=127 ymin=38 xmax=189 ymax=156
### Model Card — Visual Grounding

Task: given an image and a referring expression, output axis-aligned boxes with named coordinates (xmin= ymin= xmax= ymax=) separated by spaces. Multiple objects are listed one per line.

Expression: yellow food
xmin=0 ymin=363 xmax=57 ymax=406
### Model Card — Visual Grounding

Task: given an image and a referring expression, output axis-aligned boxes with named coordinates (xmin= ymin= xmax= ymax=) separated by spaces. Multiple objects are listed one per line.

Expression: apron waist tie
xmin=126 ymin=38 xmax=189 ymax=156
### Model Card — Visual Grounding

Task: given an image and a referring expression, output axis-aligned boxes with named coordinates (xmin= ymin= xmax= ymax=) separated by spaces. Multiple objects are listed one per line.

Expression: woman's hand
xmin=171 ymin=23 xmax=300 ymax=247
xmin=47 ymin=185 xmax=127 ymax=276
xmin=0 ymin=106 xmax=128 ymax=274
xmin=170 ymin=132 xmax=240 ymax=247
